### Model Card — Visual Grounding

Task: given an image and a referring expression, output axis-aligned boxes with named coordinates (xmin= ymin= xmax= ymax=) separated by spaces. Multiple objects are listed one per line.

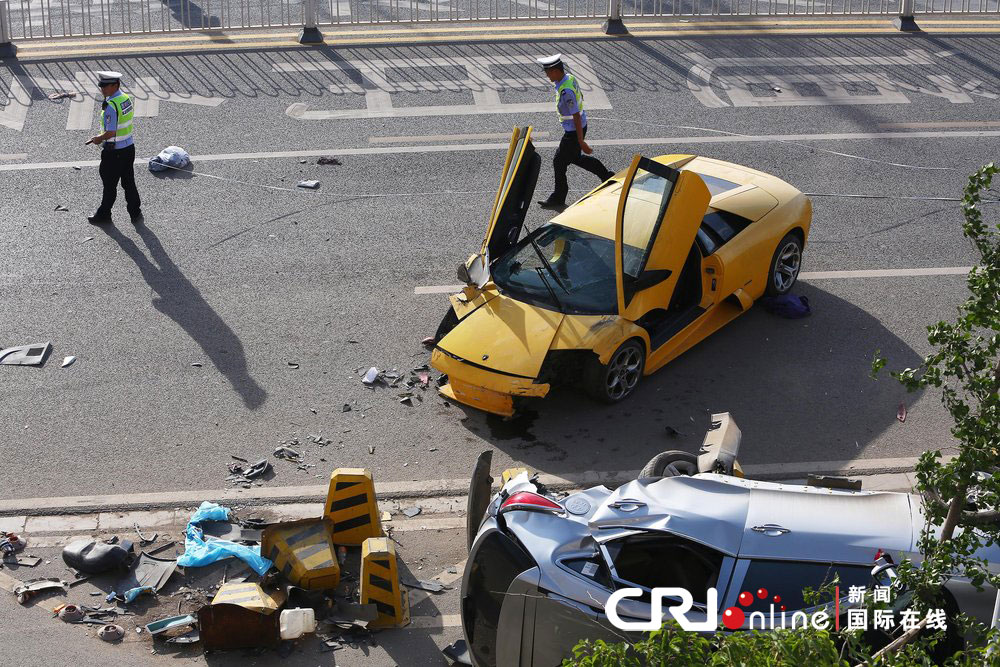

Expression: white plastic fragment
xmin=362 ymin=367 xmax=379 ymax=385
xmin=61 ymin=356 xmax=76 ymax=368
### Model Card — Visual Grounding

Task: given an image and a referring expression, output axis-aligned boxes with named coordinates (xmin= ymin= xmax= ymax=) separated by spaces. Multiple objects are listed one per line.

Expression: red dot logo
xmin=773 ymin=595 xmax=781 ymax=604
xmin=738 ymin=591 xmax=753 ymax=607
xmin=780 ymin=605 xmax=786 ymax=612
xmin=722 ymin=606 xmax=745 ymax=630
xmin=757 ymin=588 xmax=768 ymax=599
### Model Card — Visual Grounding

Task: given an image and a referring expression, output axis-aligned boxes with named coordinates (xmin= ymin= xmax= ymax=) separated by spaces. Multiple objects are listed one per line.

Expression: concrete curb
xmin=0 ymin=456 xmax=933 ymax=517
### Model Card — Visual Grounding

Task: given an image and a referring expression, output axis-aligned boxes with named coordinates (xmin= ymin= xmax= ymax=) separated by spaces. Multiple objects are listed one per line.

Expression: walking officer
xmin=86 ymin=71 xmax=143 ymax=225
xmin=535 ymin=54 xmax=615 ymax=211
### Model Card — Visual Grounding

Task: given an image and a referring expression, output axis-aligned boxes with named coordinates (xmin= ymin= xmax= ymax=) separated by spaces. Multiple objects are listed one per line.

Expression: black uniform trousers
xmin=551 ymin=125 xmax=615 ymax=205
xmin=96 ymin=144 xmax=141 ymax=218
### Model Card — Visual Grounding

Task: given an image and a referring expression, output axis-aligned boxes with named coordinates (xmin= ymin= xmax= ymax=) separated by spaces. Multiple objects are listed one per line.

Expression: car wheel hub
xmin=774 ymin=242 xmax=801 ymax=292
xmin=606 ymin=348 xmax=640 ymax=400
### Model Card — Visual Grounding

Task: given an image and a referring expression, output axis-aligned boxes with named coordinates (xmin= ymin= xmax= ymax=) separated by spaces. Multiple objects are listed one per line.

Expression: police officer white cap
xmin=536 ymin=54 xmax=563 ymax=70
xmin=96 ymin=71 xmax=123 ymax=87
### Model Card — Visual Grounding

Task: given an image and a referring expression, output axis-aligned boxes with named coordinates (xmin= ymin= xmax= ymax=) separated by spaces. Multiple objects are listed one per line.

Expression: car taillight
xmin=499 ymin=491 xmax=562 ymax=514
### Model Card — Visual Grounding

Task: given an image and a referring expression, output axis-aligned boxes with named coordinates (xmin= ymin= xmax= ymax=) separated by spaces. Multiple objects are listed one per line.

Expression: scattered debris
xmin=297 ymin=180 xmax=320 ymax=190
xmin=72 ymin=166 xmax=82 ymax=171
xmin=273 ymin=446 xmax=302 ymax=462
xmin=381 ymin=511 xmax=392 ymax=522
xmin=401 ymin=506 xmax=422 ymax=518
xmin=167 ymin=629 xmax=200 ymax=644
xmin=48 ymin=91 xmax=78 ymax=100
xmin=54 ymin=204 xmax=69 ymax=212
xmin=58 ymin=604 xmax=85 ymax=622
xmin=135 ymin=524 xmax=158 ymax=546
xmin=191 ymin=362 xmax=202 ymax=367
xmin=421 ymin=336 xmax=435 ymax=348
xmin=1 ymin=532 xmax=26 ymax=557
xmin=227 ymin=458 xmax=272 ymax=485
xmin=368 ymin=445 xmax=375 ymax=455
xmin=400 ymin=577 xmax=446 ymax=593
xmin=279 ymin=607 xmax=317 ymax=639
xmin=0 ymin=342 xmax=52 ymax=366
xmin=145 ymin=613 xmax=197 ymax=636
xmin=62 ymin=539 xmax=133 ymax=574
xmin=443 ymin=639 xmax=473 ymax=665
xmin=82 ymin=236 xmax=94 ymax=243
xmin=362 ymin=367 xmax=380 ymax=385
xmin=6 ymin=555 xmax=41 ymax=567
xmin=145 ymin=541 xmax=176 ymax=556
xmin=61 ymin=356 xmax=76 ymax=368
xmin=342 ymin=404 xmax=352 ymax=412
xmin=287 ymin=361 xmax=300 ymax=369
xmin=317 ymin=156 xmax=342 ymax=166
xmin=13 ymin=578 xmax=70 ymax=605
xmin=897 ymin=403 xmax=907 ymax=423
xmin=176 ymin=502 xmax=272 ymax=574
xmin=199 ymin=603 xmax=281 ymax=650
xmin=115 ymin=552 xmax=176 ymax=597
xmin=148 ymin=146 xmax=191 ymax=173
xmin=98 ymin=624 xmax=125 ymax=642
xmin=771 ymin=86 xmax=782 ymax=92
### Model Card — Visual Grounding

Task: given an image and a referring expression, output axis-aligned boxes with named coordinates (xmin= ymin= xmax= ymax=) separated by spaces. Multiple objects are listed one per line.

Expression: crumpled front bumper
xmin=431 ymin=348 xmax=550 ymax=417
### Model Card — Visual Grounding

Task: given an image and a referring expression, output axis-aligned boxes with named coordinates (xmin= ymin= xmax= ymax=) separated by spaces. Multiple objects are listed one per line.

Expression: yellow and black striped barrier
xmin=261 ymin=517 xmax=341 ymax=590
xmin=360 ymin=537 xmax=409 ymax=628
xmin=211 ymin=582 xmax=286 ymax=613
xmin=325 ymin=468 xmax=383 ymax=545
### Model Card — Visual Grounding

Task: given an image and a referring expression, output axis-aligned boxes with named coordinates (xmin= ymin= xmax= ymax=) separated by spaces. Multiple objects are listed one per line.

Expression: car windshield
xmin=491 ymin=223 xmax=640 ymax=315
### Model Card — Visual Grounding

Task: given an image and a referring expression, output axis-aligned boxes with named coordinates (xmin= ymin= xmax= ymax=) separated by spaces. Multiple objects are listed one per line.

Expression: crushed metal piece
xmin=296 ymin=180 xmax=320 ymax=189
xmin=400 ymin=578 xmax=445 ymax=593
xmin=13 ymin=578 xmax=70 ymax=605
xmin=342 ymin=404 xmax=352 ymax=412
xmin=0 ymin=342 xmax=52 ymax=367
xmin=61 ymin=356 xmax=76 ymax=368
xmin=317 ymin=157 xmax=341 ymax=165
xmin=287 ymin=361 xmax=300 ymax=369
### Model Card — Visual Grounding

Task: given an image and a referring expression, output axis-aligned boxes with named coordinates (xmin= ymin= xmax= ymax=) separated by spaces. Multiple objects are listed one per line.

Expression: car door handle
xmin=751 ymin=524 xmax=791 ymax=536
xmin=608 ymin=499 xmax=646 ymax=512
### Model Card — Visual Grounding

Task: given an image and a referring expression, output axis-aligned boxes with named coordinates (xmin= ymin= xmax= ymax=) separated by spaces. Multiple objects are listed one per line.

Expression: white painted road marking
xmin=880 ymin=120 xmax=1000 ymax=129
xmin=684 ymin=49 xmax=997 ymax=108
xmin=412 ymin=267 xmax=972 ymax=294
xmin=0 ymin=153 xmax=27 ymax=161
xmin=276 ymin=53 xmax=611 ymax=120
xmin=0 ymin=73 xmax=226 ymax=133
xmin=3 ymin=126 xmax=1000 ymax=172
xmin=370 ymin=131 xmax=551 ymax=143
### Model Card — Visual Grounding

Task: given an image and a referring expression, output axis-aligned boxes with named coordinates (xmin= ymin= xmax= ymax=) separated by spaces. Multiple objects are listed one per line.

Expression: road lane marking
xmin=880 ymin=120 xmax=1000 ymax=129
xmin=0 ymin=153 xmax=27 ymax=161
xmin=3 ymin=127 xmax=1000 ymax=172
xmin=408 ymin=614 xmax=463 ymax=629
xmin=370 ymin=131 xmax=550 ymax=143
xmin=276 ymin=53 xmax=610 ymax=121
xmin=412 ymin=267 xmax=973 ymax=295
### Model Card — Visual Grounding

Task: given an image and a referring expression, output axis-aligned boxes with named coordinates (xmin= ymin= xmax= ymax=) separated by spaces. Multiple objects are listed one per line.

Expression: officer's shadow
xmin=102 ymin=223 xmax=267 ymax=410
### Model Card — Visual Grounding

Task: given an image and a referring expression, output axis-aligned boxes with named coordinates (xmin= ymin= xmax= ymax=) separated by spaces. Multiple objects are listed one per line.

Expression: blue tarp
xmin=176 ymin=501 xmax=272 ymax=575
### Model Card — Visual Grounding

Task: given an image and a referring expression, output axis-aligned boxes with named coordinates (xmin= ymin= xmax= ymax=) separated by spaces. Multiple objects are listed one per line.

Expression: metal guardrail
xmin=0 ymin=0 xmax=996 ymax=42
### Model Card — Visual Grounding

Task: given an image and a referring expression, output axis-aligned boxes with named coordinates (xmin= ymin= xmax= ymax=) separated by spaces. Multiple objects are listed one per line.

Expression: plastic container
xmin=279 ymin=608 xmax=317 ymax=640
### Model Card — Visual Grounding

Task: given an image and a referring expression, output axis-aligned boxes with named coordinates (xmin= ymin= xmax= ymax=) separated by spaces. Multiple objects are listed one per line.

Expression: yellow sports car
xmin=431 ymin=127 xmax=812 ymax=417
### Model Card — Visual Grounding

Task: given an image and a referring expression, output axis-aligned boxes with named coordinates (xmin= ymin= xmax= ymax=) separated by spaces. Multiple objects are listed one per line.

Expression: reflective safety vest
xmin=556 ymin=74 xmax=584 ymax=122
xmin=101 ymin=92 xmax=134 ymax=145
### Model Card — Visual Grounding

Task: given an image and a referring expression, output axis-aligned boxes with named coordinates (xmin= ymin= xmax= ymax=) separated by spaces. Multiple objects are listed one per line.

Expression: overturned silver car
xmin=460 ymin=414 xmax=1000 ymax=667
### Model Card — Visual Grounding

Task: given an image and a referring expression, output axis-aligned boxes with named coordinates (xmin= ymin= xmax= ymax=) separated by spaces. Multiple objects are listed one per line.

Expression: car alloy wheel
xmin=605 ymin=345 xmax=642 ymax=401
xmin=773 ymin=240 xmax=801 ymax=293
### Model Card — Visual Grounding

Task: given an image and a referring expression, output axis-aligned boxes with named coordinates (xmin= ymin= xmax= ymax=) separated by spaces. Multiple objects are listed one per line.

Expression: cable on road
xmin=587 ymin=116 xmax=957 ymax=172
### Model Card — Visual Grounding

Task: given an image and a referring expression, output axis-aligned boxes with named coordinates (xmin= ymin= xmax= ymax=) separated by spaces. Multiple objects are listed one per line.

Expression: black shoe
xmin=131 ymin=213 xmax=144 ymax=226
xmin=537 ymin=197 xmax=566 ymax=211
xmin=87 ymin=214 xmax=112 ymax=225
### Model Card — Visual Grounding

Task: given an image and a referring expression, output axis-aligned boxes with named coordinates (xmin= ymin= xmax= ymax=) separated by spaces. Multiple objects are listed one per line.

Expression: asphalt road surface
xmin=1 ymin=30 xmax=998 ymax=500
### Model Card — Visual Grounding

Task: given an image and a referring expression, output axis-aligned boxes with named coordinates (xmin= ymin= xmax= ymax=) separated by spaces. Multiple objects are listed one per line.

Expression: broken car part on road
xmin=0 ymin=342 xmax=52 ymax=366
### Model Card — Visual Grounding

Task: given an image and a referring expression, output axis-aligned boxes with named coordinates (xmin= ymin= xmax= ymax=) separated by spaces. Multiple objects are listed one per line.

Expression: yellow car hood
xmin=437 ymin=295 xmax=564 ymax=379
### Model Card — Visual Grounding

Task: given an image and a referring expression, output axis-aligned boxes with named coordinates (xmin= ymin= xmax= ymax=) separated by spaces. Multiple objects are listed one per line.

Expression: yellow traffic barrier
xmin=212 ymin=582 xmax=285 ymax=613
xmin=325 ymin=468 xmax=383 ymax=545
xmin=261 ymin=518 xmax=340 ymax=590
xmin=360 ymin=537 xmax=409 ymax=628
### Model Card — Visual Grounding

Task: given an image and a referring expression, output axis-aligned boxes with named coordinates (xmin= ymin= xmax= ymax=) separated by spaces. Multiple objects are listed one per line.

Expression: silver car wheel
xmin=605 ymin=346 xmax=642 ymax=400
xmin=773 ymin=241 xmax=801 ymax=293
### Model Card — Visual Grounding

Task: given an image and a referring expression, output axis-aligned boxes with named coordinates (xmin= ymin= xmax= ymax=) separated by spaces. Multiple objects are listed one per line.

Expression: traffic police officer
xmin=86 ymin=71 xmax=143 ymax=225
xmin=535 ymin=54 xmax=615 ymax=211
